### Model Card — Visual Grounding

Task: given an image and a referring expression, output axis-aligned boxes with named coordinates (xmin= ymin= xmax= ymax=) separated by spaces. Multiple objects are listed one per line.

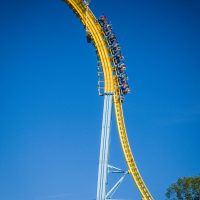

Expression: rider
xmin=104 ymin=23 xmax=112 ymax=32
xmin=108 ymin=33 xmax=116 ymax=40
xmin=114 ymin=53 xmax=124 ymax=64
xmin=112 ymin=42 xmax=119 ymax=49
xmin=122 ymin=87 xmax=130 ymax=94
xmin=119 ymin=71 xmax=127 ymax=78
xmin=118 ymin=63 xmax=126 ymax=72
xmin=105 ymin=28 xmax=112 ymax=36
xmin=112 ymin=42 xmax=120 ymax=50
xmin=98 ymin=15 xmax=107 ymax=26
xmin=121 ymin=83 xmax=129 ymax=89
xmin=112 ymin=46 xmax=120 ymax=55
xmin=108 ymin=34 xmax=117 ymax=45
xmin=118 ymin=72 xmax=128 ymax=83
xmin=118 ymin=76 xmax=128 ymax=84
xmin=120 ymin=82 xmax=130 ymax=93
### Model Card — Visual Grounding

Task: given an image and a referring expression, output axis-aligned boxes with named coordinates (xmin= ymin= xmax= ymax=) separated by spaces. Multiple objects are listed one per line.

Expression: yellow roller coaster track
xmin=64 ymin=0 xmax=154 ymax=199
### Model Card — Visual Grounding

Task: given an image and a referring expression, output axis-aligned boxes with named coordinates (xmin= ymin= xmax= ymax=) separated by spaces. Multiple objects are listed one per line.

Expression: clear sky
xmin=0 ymin=0 xmax=200 ymax=199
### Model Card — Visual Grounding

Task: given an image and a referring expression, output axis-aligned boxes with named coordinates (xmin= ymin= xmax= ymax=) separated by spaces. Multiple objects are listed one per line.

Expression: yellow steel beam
xmin=64 ymin=0 xmax=154 ymax=199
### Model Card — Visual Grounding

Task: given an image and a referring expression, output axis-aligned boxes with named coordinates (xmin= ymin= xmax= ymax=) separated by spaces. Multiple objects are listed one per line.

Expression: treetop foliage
xmin=166 ymin=176 xmax=200 ymax=200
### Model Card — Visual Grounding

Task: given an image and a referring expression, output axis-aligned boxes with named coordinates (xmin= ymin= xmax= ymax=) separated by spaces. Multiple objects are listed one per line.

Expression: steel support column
xmin=96 ymin=94 xmax=113 ymax=200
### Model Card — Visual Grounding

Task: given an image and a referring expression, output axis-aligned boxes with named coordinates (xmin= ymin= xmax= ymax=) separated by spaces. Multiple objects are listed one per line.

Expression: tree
xmin=166 ymin=176 xmax=200 ymax=200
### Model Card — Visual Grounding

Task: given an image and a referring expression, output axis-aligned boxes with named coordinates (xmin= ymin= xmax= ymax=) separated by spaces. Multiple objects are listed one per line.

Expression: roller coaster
xmin=63 ymin=0 xmax=154 ymax=199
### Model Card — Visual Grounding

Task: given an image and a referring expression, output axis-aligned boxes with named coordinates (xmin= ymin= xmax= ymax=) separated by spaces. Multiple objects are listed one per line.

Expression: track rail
xmin=64 ymin=1 xmax=153 ymax=199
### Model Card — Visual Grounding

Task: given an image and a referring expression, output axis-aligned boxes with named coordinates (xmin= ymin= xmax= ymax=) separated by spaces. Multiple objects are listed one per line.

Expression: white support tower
xmin=96 ymin=93 xmax=129 ymax=200
xmin=96 ymin=94 xmax=113 ymax=200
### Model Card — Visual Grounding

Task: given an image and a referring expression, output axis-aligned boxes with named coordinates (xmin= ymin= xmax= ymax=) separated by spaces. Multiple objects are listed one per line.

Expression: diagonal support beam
xmin=106 ymin=172 xmax=129 ymax=199
xmin=108 ymin=165 xmax=126 ymax=174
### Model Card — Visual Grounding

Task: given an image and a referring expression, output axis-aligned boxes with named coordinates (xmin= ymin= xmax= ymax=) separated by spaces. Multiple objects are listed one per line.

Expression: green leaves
xmin=165 ymin=176 xmax=200 ymax=200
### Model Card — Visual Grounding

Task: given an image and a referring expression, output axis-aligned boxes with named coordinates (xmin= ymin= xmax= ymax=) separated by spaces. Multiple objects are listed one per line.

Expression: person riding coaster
xmin=108 ymin=33 xmax=116 ymax=44
xmin=108 ymin=33 xmax=116 ymax=40
xmin=110 ymin=42 xmax=121 ymax=54
xmin=105 ymin=28 xmax=112 ymax=36
xmin=122 ymin=87 xmax=131 ymax=95
xmin=109 ymin=38 xmax=117 ymax=46
xmin=119 ymin=71 xmax=127 ymax=79
xmin=111 ymin=43 xmax=120 ymax=52
xmin=121 ymin=83 xmax=129 ymax=89
xmin=112 ymin=48 xmax=120 ymax=56
xmin=112 ymin=42 xmax=120 ymax=50
xmin=118 ymin=72 xmax=128 ymax=82
xmin=111 ymin=45 xmax=121 ymax=55
xmin=112 ymin=45 xmax=120 ymax=51
xmin=117 ymin=63 xmax=126 ymax=72
xmin=118 ymin=75 xmax=128 ymax=84
xmin=120 ymin=81 xmax=130 ymax=91
xmin=114 ymin=53 xmax=124 ymax=64
xmin=98 ymin=15 xmax=107 ymax=26
xmin=118 ymin=78 xmax=127 ymax=85
xmin=104 ymin=23 xmax=112 ymax=32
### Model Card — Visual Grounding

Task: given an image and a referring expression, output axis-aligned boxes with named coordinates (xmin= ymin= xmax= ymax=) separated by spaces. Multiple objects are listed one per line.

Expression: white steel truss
xmin=96 ymin=94 xmax=128 ymax=200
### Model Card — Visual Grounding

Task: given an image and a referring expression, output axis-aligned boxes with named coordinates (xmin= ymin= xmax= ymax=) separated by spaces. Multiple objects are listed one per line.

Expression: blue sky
xmin=0 ymin=0 xmax=200 ymax=199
